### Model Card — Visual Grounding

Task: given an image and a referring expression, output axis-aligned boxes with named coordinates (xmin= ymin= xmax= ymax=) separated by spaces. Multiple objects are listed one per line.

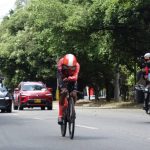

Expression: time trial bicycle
xmin=60 ymin=82 xmax=76 ymax=139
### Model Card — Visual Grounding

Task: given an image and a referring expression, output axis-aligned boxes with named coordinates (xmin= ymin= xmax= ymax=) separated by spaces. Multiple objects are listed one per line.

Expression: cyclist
xmin=57 ymin=54 xmax=80 ymax=125
xmin=137 ymin=53 xmax=150 ymax=112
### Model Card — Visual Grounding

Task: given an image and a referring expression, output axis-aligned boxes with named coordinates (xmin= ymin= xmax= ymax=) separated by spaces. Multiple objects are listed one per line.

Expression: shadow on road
xmin=138 ymin=121 xmax=150 ymax=124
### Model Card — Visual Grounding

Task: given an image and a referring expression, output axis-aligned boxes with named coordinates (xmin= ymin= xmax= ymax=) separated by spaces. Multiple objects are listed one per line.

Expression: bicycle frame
xmin=60 ymin=82 xmax=76 ymax=139
xmin=135 ymin=84 xmax=150 ymax=114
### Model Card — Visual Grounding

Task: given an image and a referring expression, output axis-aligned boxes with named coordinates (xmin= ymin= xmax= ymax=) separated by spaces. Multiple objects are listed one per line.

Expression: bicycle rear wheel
xmin=68 ymin=97 xmax=75 ymax=139
xmin=61 ymin=118 xmax=67 ymax=137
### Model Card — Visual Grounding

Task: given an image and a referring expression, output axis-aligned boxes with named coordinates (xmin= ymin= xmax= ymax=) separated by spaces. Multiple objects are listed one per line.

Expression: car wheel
xmin=7 ymin=107 xmax=12 ymax=113
xmin=7 ymin=103 xmax=12 ymax=113
xmin=19 ymin=105 xmax=23 ymax=110
xmin=1 ymin=109 xmax=5 ymax=113
xmin=41 ymin=106 xmax=45 ymax=110
xmin=47 ymin=103 xmax=53 ymax=110
xmin=18 ymin=99 xmax=23 ymax=110
xmin=14 ymin=105 xmax=18 ymax=110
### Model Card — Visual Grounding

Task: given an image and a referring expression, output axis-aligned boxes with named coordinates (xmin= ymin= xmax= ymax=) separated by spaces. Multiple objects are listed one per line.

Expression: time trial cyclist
xmin=137 ymin=53 xmax=150 ymax=113
xmin=57 ymin=54 xmax=80 ymax=125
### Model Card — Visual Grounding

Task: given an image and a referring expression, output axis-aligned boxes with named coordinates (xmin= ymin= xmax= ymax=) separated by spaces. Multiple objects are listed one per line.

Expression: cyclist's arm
xmin=57 ymin=58 xmax=63 ymax=71
xmin=68 ymin=63 xmax=80 ymax=82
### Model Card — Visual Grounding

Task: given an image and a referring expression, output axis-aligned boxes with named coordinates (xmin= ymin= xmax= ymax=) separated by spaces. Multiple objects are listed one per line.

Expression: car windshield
xmin=0 ymin=86 xmax=7 ymax=92
xmin=22 ymin=84 xmax=46 ymax=91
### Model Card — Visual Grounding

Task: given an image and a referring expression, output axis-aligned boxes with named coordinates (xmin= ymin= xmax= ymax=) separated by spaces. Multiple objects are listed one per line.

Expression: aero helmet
xmin=63 ymin=54 xmax=77 ymax=67
xmin=144 ymin=53 xmax=150 ymax=61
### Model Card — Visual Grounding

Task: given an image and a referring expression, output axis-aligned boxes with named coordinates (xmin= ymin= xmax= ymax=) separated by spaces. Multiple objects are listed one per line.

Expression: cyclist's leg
xmin=70 ymin=81 xmax=78 ymax=103
xmin=69 ymin=82 xmax=77 ymax=119
xmin=57 ymin=72 xmax=65 ymax=124
xmin=58 ymin=87 xmax=68 ymax=124
xmin=143 ymin=86 xmax=149 ymax=112
xmin=70 ymin=90 xmax=77 ymax=103
xmin=144 ymin=97 xmax=149 ymax=113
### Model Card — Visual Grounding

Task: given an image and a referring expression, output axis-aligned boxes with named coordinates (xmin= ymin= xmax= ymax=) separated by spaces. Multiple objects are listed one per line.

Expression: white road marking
xmin=76 ymin=125 xmax=99 ymax=130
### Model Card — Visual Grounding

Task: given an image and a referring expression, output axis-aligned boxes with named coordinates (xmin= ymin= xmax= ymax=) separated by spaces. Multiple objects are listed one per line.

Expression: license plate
xmin=34 ymin=99 xmax=41 ymax=103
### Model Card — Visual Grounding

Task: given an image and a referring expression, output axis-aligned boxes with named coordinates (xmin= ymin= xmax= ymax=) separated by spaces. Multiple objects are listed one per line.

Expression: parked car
xmin=0 ymin=84 xmax=13 ymax=113
xmin=13 ymin=81 xmax=53 ymax=110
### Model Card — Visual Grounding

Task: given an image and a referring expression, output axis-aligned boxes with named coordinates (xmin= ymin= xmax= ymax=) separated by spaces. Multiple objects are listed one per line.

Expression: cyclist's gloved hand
xmin=63 ymin=78 xmax=68 ymax=82
xmin=68 ymin=76 xmax=73 ymax=81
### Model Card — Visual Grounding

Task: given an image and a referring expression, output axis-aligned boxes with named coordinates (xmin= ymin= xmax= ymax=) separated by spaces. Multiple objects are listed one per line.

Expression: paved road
xmin=0 ymin=102 xmax=150 ymax=150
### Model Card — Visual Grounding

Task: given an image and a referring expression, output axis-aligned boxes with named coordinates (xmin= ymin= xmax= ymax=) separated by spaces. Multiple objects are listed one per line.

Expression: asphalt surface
xmin=0 ymin=101 xmax=150 ymax=150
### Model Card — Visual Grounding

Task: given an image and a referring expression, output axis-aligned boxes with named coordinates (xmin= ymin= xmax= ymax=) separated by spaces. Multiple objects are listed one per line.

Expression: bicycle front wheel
xmin=61 ymin=118 xmax=67 ymax=137
xmin=68 ymin=97 xmax=75 ymax=139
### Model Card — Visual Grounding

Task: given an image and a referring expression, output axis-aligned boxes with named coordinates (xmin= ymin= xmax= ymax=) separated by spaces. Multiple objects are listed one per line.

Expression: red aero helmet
xmin=63 ymin=54 xmax=77 ymax=67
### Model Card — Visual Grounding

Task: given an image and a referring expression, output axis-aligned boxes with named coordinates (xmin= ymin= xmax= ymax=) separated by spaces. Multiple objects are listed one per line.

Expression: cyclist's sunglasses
xmin=62 ymin=65 xmax=76 ymax=70
xmin=145 ymin=59 xmax=150 ymax=62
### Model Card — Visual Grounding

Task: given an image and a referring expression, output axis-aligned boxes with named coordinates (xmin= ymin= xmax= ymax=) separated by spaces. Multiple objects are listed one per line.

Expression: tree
xmin=0 ymin=0 xmax=150 ymax=102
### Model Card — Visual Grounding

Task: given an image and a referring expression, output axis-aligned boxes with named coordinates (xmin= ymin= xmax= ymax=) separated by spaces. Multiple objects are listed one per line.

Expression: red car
xmin=13 ymin=81 xmax=53 ymax=110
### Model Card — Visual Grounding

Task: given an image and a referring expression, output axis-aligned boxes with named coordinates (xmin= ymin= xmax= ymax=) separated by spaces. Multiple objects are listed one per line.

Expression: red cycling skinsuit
xmin=57 ymin=57 xmax=80 ymax=119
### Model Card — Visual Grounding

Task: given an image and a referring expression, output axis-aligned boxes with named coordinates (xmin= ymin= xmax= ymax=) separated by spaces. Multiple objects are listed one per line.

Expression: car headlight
xmin=46 ymin=93 xmax=52 ymax=96
xmin=5 ymin=97 xmax=10 ymax=100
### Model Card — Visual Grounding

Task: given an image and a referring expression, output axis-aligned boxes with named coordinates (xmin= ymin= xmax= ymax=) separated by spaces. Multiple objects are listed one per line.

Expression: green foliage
xmin=0 ymin=0 xmax=150 ymax=100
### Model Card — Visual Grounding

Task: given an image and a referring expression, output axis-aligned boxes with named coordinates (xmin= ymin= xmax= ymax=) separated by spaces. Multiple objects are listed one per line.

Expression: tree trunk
xmin=114 ymin=71 xmax=120 ymax=101
xmin=94 ymin=88 xmax=99 ymax=101
xmin=105 ymin=81 xmax=111 ymax=102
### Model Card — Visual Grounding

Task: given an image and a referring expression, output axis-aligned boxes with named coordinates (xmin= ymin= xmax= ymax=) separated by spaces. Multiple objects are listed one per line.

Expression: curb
xmin=53 ymin=101 xmax=142 ymax=110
